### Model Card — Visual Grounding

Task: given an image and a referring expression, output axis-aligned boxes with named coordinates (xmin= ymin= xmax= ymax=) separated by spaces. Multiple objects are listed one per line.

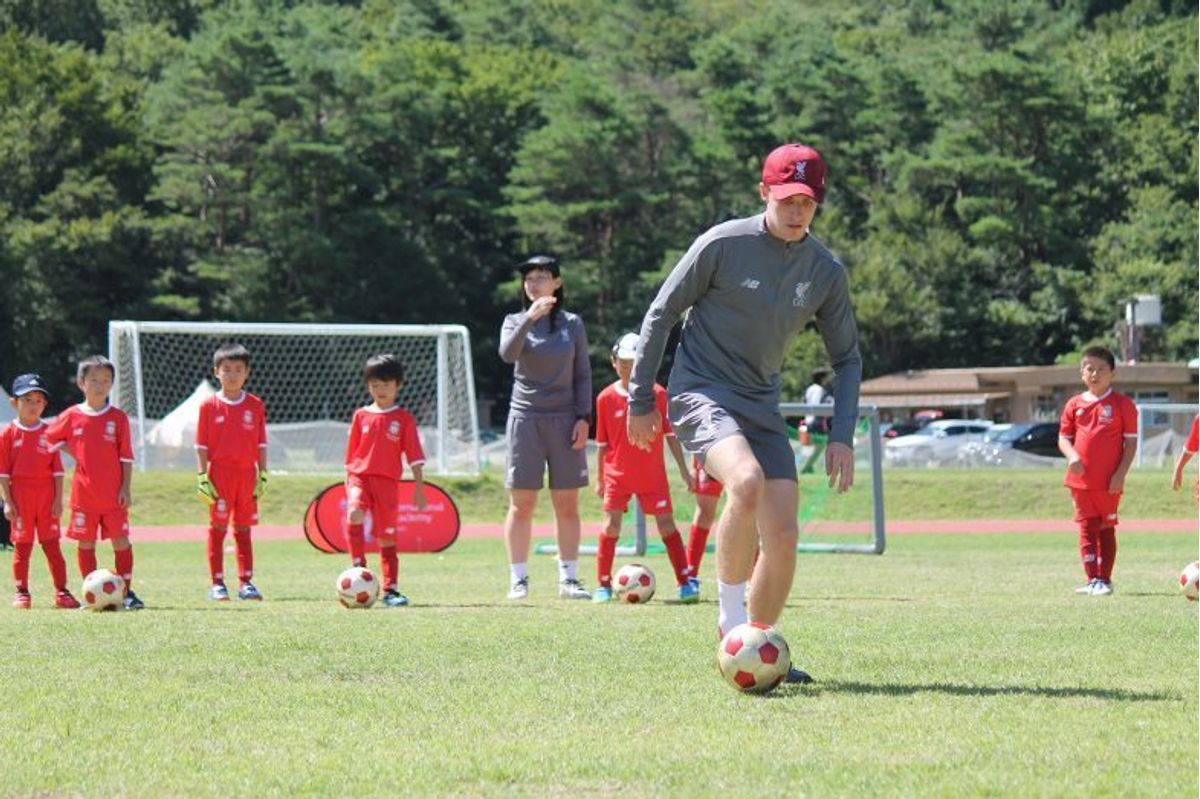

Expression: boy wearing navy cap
xmin=0 ymin=374 xmax=79 ymax=609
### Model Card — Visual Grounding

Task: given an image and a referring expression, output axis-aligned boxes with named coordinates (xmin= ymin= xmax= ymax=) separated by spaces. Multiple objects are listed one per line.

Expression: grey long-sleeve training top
xmin=499 ymin=310 xmax=592 ymax=418
xmin=629 ymin=214 xmax=862 ymax=447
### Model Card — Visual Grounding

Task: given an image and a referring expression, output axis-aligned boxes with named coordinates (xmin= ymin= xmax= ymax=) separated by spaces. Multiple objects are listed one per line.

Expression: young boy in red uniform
xmin=0 ymin=374 xmax=79 ymax=609
xmin=46 ymin=355 xmax=143 ymax=610
xmin=1058 ymin=346 xmax=1138 ymax=596
xmin=344 ymin=354 xmax=427 ymax=607
xmin=195 ymin=344 xmax=269 ymax=601
xmin=592 ymin=334 xmax=697 ymax=603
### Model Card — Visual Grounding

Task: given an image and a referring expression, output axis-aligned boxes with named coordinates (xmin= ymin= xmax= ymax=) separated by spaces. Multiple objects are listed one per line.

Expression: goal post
xmin=108 ymin=321 xmax=481 ymax=475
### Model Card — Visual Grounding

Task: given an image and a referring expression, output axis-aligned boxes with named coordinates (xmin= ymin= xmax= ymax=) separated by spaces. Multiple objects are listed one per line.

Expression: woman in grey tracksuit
xmin=498 ymin=256 xmax=592 ymax=601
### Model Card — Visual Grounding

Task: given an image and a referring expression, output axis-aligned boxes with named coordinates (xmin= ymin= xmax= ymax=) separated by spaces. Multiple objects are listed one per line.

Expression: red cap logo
xmin=761 ymin=144 xmax=826 ymax=203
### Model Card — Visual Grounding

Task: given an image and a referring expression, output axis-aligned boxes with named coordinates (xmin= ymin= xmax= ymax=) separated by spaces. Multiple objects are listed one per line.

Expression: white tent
xmin=145 ymin=380 xmax=217 ymax=448
xmin=0 ymin=387 xmax=15 ymax=425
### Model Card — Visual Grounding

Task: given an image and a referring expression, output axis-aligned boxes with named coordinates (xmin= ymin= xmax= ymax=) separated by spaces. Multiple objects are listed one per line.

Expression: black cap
xmin=517 ymin=255 xmax=560 ymax=276
xmin=12 ymin=373 xmax=49 ymax=398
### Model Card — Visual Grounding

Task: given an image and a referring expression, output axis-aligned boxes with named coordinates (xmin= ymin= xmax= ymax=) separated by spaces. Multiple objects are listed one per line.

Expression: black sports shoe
xmin=123 ymin=590 xmax=145 ymax=611
xmin=785 ymin=666 xmax=814 ymax=684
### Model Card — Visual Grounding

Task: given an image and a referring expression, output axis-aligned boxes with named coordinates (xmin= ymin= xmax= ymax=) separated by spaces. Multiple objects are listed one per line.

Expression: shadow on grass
xmin=798 ymin=680 xmax=1178 ymax=702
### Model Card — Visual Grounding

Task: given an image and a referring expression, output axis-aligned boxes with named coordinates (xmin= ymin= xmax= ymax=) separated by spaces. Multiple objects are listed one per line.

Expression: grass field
xmin=127 ymin=465 xmax=1196 ymax=527
xmin=1 ymin=529 xmax=1196 ymax=797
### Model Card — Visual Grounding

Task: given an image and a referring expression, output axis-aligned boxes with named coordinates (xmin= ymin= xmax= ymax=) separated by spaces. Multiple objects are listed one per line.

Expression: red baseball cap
xmin=761 ymin=143 xmax=826 ymax=203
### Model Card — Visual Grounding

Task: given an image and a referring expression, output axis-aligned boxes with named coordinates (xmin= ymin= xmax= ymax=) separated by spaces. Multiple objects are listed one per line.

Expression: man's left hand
xmin=825 ymin=442 xmax=854 ymax=493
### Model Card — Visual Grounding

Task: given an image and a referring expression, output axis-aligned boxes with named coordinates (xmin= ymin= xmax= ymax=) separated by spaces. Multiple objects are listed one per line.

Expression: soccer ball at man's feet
xmin=717 ymin=622 xmax=791 ymax=694
xmin=1179 ymin=561 xmax=1200 ymax=601
xmin=337 ymin=567 xmax=379 ymax=609
xmin=82 ymin=569 xmax=126 ymax=611
xmin=615 ymin=563 xmax=655 ymax=604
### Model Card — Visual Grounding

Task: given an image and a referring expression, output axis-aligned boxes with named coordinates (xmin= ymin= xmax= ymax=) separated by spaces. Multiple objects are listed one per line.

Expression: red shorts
xmin=209 ymin=463 xmax=259 ymax=528
xmin=691 ymin=457 xmax=723 ymax=497
xmin=7 ymin=481 xmax=61 ymax=544
xmin=602 ymin=476 xmax=672 ymax=515
xmin=67 ymin=507 xmax=129 ymax=541
xmin=347 ymin=474 xmax=400 ymax=541
xmin=1070 ymin=488 xmax=1122 ymax=527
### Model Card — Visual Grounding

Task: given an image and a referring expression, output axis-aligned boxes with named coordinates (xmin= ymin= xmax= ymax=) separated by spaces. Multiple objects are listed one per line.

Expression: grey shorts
xmin=668 ymin=389 xmax=796 ymax=481
xmin=505 ymin=413 xmax=589 ymax=490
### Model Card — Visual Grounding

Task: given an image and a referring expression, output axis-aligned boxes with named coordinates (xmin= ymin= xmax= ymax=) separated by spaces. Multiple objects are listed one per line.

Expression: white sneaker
xmin=1075 ymin=580 xmax=1098 ymax=595
xmin=557 ymin=578 xmax=590 ymax=600
xmin=507 ymin=577 xmax=529 ymax=600
xmin=1091 ymin=580 xmax=1113 ymax=596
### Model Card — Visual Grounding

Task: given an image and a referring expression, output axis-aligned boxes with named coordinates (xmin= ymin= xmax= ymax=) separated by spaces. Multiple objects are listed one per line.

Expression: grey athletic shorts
xmin=667 ymin=389 xmax=797 ymax=481
xmin=505 ymin=413 xmax=589 ymax=490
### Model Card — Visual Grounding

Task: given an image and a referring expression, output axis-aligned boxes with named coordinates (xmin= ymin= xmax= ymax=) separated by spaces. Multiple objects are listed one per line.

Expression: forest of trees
xmin=0 ymin=0 xmax=1195 ymax=413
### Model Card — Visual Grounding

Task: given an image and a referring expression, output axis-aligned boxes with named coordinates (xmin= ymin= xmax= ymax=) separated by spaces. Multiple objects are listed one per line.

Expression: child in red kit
xmin=1058 ymin=346 xmax=1138 ymax=596
xmin=0 ymin=374 xmax=79 ymax=609
xmin=46 ymin=355 xmax=143 ymax=610
xmin=1170 ymin=415 xmax=1198 ymax=500
xmin=344 ymin=354 xmax=427 ymax=607
xmin=592 ymin=334 xmax=697 ymax=603
xmin=685 ymin=454 xmax=723 ymax=595
xmin=195 ymin=344 xmax=269 ymax=602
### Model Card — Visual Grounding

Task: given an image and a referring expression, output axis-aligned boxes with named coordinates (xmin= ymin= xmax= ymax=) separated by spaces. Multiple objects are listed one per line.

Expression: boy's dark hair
xmin=363 ymin=353 xmax=405 ymax=384
xmin=213 ymin=343 xmax=252 ymax=369
xmin=76 ymin=355 xmax=115 ymax=381
xmin=1081 ymin=345 xmax=1116 ymax=370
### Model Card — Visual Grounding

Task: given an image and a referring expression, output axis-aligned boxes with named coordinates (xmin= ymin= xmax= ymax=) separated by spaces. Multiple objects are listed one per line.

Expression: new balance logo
xmin=740 ymin=278 xmax=760 ymax=290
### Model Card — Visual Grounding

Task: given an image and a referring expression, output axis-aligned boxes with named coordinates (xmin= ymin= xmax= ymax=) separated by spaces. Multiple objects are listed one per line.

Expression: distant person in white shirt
xmin=803 ymin=369 xmax=831 ymax=434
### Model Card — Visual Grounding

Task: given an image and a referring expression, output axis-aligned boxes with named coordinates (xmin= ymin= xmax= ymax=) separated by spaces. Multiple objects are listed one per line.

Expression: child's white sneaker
xmin=507 ymin=577 xmax=529 ymax=600
xmin=557 ymin=578 xmax=590 ymax=600
xmin=1091 ymin=580 xmax=1113 ymax=596
xmin=1075 ymin=579 xmax=1098 ymax=595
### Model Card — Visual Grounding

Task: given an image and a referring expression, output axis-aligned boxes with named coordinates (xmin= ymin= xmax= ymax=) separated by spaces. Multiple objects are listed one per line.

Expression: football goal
xmin=108 ymin=321 xmax=481 ymax=475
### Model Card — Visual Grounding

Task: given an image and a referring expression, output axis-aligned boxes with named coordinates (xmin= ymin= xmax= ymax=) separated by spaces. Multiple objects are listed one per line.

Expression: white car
xmin=956 ymin=423 xmax=1014 ymax=467
xmin=885 ymin=419 xmax=994 ymax=467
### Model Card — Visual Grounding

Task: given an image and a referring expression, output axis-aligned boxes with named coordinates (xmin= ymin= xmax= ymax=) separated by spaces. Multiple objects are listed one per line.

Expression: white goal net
xmin=108 ymin=321 xmax=480 ymax=475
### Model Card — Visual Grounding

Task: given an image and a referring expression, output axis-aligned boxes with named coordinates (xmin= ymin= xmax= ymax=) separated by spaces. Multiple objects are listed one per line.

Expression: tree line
xmin=0 ymin=0 xmax=1194 ymax=415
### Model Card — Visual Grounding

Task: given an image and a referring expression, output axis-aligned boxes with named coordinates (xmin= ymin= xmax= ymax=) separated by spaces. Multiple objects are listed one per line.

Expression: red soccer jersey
xmin=344 ymin=405 xmax=425 ymax=480
xmin=595 ymin=381 xmax=673 ymax=491
xmin=195 ymin=392 xmax=268 ymax=467
xmin=0 ymin=421 xmax=64 ymax=484
xmin=46 ymin=404 xmax=134 ymax=512
xmin=1186 ymin=416 xmax=1198 ymax=454
xmin=1059 ymin=389 xmax=1138 ymax=491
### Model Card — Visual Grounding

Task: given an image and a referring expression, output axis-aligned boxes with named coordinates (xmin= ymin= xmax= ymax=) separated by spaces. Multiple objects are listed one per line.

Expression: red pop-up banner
xmin=304 ymin=481 xmax=460 ymax=554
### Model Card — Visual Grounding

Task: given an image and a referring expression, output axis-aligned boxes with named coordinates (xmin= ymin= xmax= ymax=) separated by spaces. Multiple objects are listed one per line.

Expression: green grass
xmin=123 ymin=465 xmax=1194 ymax=527
xmin=0 ymin=533 xmax=1196 ymax=797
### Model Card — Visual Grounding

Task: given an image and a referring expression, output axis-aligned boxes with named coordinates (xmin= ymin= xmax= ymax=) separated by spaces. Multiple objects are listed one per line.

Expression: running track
xmin=134 ymin=518 xmax=1197 ymax=543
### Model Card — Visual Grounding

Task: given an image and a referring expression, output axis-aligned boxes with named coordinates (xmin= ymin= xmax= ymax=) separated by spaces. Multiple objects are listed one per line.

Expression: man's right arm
xmin=628 ymin=237 xmax=720 ymax=415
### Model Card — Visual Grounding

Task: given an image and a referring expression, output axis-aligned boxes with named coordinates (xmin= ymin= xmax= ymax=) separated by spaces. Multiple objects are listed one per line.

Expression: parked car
xmin=881 ymin=420 xmax=926 ymax=439
xmin=956 ymin=423 xmax=1013 ymax=466
xmin=885 ymin=419 xmax=994 ymax=466
xmin=981 ymin=422 xmax=1064 ymax=464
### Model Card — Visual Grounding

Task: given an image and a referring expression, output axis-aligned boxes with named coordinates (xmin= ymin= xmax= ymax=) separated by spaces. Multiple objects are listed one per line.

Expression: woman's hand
xmin=526 ymin=296 xmax=557 ymax=321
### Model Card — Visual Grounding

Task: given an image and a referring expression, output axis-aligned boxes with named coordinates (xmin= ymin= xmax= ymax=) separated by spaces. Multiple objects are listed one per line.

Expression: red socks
xmin=77 ymin=547 xmax=98 ymax=579
xmin=1078 ymin=520 xmax=1099 ymax=580
xmin=114 ymin=547 xmax=134 ymax=588
xmin=208 ymin=526 xmax=227 ymax=583
xmin=1097 ymin=527 xmax=1117 ymax=581
xmin=380 ymin=545 xmax=399 ymax=591
xmin=596 ymin=535 xmax=618 ymax=587
xmin=687 ymin=524 xmax=710 ymax=579
xmin=234 ymin=528 xmax=254 ymax=583
xmin=12 ymin=542 xmax=32 ymax=591
xmin=348 ymin=523 xmax=366 ymax=567
xmin=42 ymin=540 xmax=68 ymax=591
xmin=661 ymin=530 xmax=690 ymax=587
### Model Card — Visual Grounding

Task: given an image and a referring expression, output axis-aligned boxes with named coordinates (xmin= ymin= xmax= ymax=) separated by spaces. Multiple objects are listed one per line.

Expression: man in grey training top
xmin=626 ymin=143 xmax=861 ymax=684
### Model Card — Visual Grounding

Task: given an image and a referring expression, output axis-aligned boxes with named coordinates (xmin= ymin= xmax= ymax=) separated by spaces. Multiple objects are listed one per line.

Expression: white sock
xmin=510 ymin=563 xmax=528 ymax=583
xmin=717 ymin=580 xmax=748 ymax=637
xmin=558 ymin=559 xmax=577 ymax=582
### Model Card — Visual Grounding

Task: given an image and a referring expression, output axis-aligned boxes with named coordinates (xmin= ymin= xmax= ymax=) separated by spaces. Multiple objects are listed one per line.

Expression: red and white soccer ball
xmin=717 ymin=622 xmax=792 ymax=694
xmin=81 ymin=569 xmax=126 ymax=611
xmin=615 ymin=563 xmax=656 ymax=604
xmin=1179 ymin=561 xmax=1200 ymax=602
xmin=336 ymin=567 xmax=379 ymax=609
